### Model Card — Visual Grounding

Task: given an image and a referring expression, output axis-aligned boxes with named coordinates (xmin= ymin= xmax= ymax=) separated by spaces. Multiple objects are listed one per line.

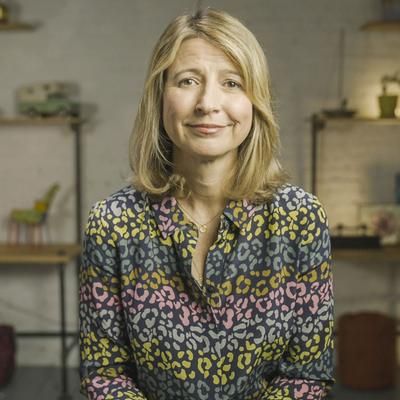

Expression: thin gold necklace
xmin=191 ymin=259 xmax=204 ymax=287
xmin=177 ymin=201 xmax=223 ymax=233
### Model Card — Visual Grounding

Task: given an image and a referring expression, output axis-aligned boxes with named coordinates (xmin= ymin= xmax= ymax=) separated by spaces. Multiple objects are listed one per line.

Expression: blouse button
xmin=209 ymin=292 xmax=222 ymax=309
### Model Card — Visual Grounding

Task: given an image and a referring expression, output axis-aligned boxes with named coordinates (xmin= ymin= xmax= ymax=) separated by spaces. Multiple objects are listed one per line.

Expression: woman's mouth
xmin=188 ymin=123 xmax=228 ymax=134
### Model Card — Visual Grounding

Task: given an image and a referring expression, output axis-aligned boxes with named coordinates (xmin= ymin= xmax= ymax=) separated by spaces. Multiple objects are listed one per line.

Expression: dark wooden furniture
xmin=0 ymin=244 xmax=80 ymax=400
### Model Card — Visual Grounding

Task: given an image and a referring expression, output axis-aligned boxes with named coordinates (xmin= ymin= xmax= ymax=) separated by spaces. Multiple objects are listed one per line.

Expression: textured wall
xmin=0 ymin=0 xmax=399 ymax=367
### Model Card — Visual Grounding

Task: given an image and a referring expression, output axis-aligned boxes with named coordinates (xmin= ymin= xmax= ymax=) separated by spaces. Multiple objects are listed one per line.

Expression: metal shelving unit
xmin=0 ymin=117 xmax=83 ymax=243
xmin=0 ymin=117 xmax=83 ymax=400
xmin=310 ymin=114 xmax=400 ymax=318
xmin=310 ymin=114 xmax=400 ymax=195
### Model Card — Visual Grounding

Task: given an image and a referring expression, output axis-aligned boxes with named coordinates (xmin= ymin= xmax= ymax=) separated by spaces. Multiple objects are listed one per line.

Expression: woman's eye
xmin=225 ymin=80 xmax=242 ymax=89
xmin=178 ymin=78 xmax=197 ymax=87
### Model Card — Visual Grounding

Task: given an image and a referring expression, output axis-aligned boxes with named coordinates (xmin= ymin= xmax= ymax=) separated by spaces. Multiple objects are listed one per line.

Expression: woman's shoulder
xmin=268 ymin=183 xmax=322 ymax=212
xmin=89 ymin=185 xmax=147 ymax=225
xmin=89 ymin=185 xmax=148 ymax=216
xmin=272 ymin=184 xmax=330 ymax=271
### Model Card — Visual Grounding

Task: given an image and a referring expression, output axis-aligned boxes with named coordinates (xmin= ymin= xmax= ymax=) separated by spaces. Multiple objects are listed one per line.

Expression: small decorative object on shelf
xmin=16 ymin=82 xmax=80 ymax=118
xmin=379 ymin=70 xmax=400 ymax=118
xmin=322 ymin=98 xmax=357 ymax=118
xmin=371 ymin=210 xmax=398 ymax=244
xmin=7 ymin=183 xmax=60 ymax=245
xmin=0 ymin=1 xmax=37 ymax=30
xmin=359 ymin=204 xmax=400 ymax=246
xmin=0 ymin=1 xmax=9 ymax=23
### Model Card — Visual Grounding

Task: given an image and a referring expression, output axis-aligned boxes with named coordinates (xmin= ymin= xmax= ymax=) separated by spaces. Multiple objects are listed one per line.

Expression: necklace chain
xmin=191 ymin=258 xmax=204 ymax=287
xmin=177 ymin=200 xmax=223 ymax=233
xmin=176 ymin=200 xmax=224 ymax=289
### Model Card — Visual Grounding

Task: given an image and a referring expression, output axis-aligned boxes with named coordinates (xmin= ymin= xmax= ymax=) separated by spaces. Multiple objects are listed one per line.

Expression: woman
xmin=80 ymin=8 xmax=334 ymax=400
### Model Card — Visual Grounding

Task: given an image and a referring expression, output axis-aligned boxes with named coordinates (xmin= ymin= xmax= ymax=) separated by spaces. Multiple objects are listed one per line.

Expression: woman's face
xmin=162 ymin=38 xmax=253 ymax=164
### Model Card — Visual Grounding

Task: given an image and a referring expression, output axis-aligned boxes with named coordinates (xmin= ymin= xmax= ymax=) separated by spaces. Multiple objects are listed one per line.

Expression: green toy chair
xmin=7 ymin=183 xmax=60 ymax=245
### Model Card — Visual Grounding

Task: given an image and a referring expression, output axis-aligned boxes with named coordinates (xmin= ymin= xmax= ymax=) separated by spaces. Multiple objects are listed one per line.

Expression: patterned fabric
xmin=79 ymin=184 xmax=334 ymax=400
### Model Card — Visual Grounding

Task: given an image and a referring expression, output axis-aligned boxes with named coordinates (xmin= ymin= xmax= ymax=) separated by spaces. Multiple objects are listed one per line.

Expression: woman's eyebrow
xmin=170 ymin=68 xmax=242 ymax=80
xmin=220 ymin=69 xmax=242 ymax=77
xmin=170 ymin=68 xmax=201 ymax=80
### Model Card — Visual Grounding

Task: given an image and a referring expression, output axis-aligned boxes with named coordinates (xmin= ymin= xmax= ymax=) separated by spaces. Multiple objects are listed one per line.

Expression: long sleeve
xmin=79 ymin=201 xmax=147 ymax=400
xmin=262 ymin=195 xmax=335 ymax=399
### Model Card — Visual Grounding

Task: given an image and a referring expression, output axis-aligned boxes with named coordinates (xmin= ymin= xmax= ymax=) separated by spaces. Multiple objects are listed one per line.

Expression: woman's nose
xmin=195 ymin=84 xmax=221 ymax=114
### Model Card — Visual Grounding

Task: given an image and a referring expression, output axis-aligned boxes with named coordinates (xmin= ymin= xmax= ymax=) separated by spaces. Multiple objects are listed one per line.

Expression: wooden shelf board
xmin=0 ymin=243 xmax=81 ymax=264
xmin=329 ymin=117 xmax=400 ymax=124
xmin=315 ymin=115 xmax=400 ymax=125
xmin=0 ymin=116 xmax=81 ymax=126
xmin=333 ymin=246 xmax=400 ymax=263
xmin=361 ymin=20 xmax=400 ymax=31
xmin=0 ymin=22 xmax=37 ymax=31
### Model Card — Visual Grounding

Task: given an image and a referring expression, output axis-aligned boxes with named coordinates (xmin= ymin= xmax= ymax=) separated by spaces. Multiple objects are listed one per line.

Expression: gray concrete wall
xmin=0 ymin=0 xmax=399 ymax=367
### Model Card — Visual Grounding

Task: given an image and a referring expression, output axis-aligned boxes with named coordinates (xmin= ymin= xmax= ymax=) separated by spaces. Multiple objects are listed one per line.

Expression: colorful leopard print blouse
xmin=79 ymin=183 xmax=334 ymax=400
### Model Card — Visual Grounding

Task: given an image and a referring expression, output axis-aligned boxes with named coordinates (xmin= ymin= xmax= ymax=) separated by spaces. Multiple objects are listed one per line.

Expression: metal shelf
xmin=320 ymin=116 xmax=400 ymax=124
xmin=334 ymin=246 xmax=400 ymax=263
xmin=0 ymin=116 xmax=81 ymax=126
xmin=0 ymin=244 xmax=81 ymax=264
xmin=361 ymin=20 xmax=400 ymax=31
xmin=0 ymin=22 xmax=37 ymax=31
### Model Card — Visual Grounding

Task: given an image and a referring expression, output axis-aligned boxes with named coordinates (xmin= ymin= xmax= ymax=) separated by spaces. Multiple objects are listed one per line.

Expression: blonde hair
xmin=129 ymin=8 xmax=288 ymax=202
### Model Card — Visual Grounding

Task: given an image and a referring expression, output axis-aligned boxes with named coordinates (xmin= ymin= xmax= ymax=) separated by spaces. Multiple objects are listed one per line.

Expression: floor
xmin=0 ymin=367 xmax=83 ymax=400
xmin=0 ymin=367 xmax=399 ymax=400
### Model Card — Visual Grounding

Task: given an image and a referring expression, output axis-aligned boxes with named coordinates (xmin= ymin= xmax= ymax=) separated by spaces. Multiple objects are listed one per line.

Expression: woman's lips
xmin=188 ymin=123 xmax=228 ymax=134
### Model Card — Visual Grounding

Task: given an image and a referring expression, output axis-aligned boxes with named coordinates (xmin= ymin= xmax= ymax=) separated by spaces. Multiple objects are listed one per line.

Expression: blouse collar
xmin=149 ymin=195 xmax=259 ymax=239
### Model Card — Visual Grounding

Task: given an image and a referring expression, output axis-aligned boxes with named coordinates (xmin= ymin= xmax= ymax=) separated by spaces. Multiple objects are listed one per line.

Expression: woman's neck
xmin=173 ymin=152 xmax=235 ymax=218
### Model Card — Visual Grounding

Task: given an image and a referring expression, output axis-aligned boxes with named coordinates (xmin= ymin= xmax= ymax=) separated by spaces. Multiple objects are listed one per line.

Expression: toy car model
xmin=16 ymin=82 xmax=80 ymax=117
xmin=0 ymin=2 xmax=9 ymax=23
